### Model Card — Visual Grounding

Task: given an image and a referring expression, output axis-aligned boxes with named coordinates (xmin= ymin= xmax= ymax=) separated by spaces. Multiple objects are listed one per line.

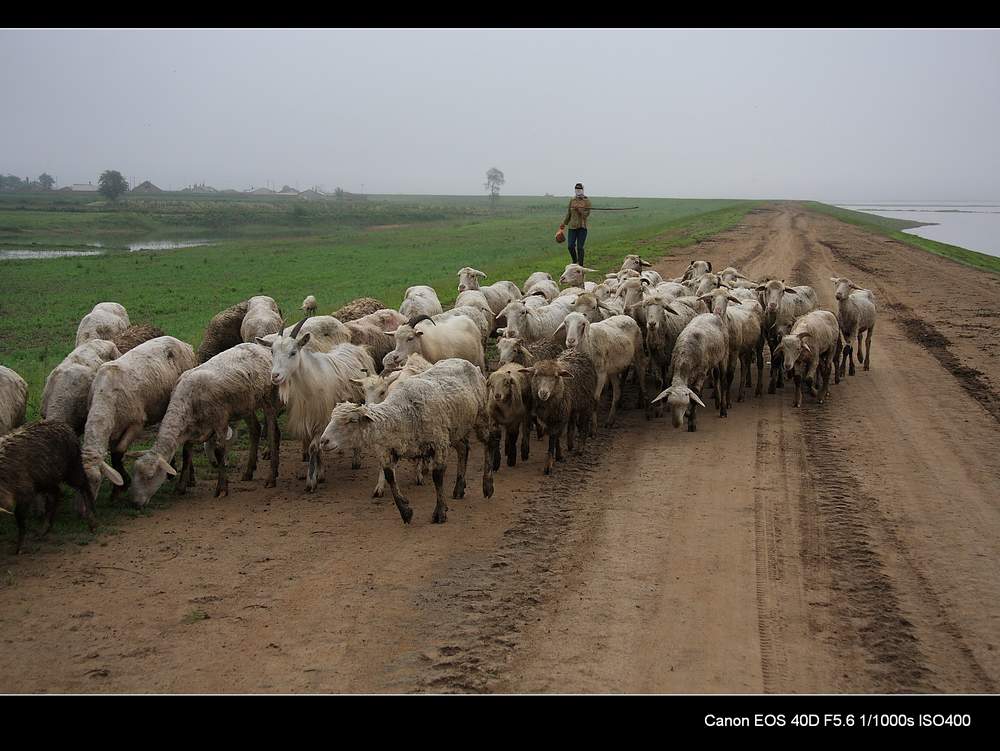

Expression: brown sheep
xmin=331 ymin=297 xmax=387 ymax=323
xmin=197 ymin=300 xmax=249 ymax=364
xmin=111 ymin=324 xmax=165 ymax=355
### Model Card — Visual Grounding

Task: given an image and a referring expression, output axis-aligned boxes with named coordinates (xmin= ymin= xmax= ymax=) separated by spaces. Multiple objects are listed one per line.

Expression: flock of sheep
xmin=0 ymin=253 xmax=878 ymax=551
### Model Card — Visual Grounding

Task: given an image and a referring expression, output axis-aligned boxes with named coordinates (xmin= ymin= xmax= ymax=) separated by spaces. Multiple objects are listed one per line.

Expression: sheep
xmin=354 ymin=308 xmax=407 ymax=333
xmin=558 ymin=264 xmax=600 ymax=291
xmin=331 ymin=297 xmax=387 ymax=323
xmin=496 ymin=336 xmax=565 ymax=367
xmin=197 ymin=300 xmax=250 ymax=363
xmin=680 ymin=260 xmax=712 ymax=281
xmin=566 ymin=292 xmax=619 ymax=323
xmin=0 ymin=421 xmax=97 ymax=554
xmin=520 ymin=350 xmax=597 ymax=474
xmin=719 ymin=267 xmax=760 ymax=289
xmin=640 ymin=269 xmax=664 ymax=287
xmin=779 ymin=310 xmax=843 ymax=407
xmin=399 ymin=285 xmax=443 ymax=319
xmin=129 ymin=343 xmax=281 ymax=506
xmin=81 ymin=336 xmax=198 ymax=501
xmin=653 ymin=281 xmax=688 ymax=299
xmin=455 ymin=289 xmax=498 ymax=337
xmin=262 ymin=315 xmax=352 ymax=353
xmin=519 ymin=290 xmax=551 ymax=310
xmin=240 ymin=295 xmax=284 ymax=343
xmin=301 ymin=295 xmax=318 ymax=317
xmin=637 ymin=296 xmax=692 ymax=397
xmin=0 ymin=366 xmax=28 ymax=438
xmin=699 ymin=287 xmax=765 ymax=405
xmin=76 ymin=302 xmax=130 ymax=346
xmin=319 ymin=358 xmax=494 ymax=525
xmin=497 ymin=297 xmax=572 ymax=345
xmin=620 ymin=255 xmax=653 ymax=274
xmin=110 ymin=323 xmax=165 ymax=354
xmin=39 ymin=340 xmax=121 ymax=434
xmin=383 ymin=313 xmax=487 ymax=373
xmin=558 ymin=312 xmax=648 ymax=427
xmin=524 ymin=272 xmax=558 ymax=301
xmin=486 ymin=364 xmax=534 ymax=470
xmin=344 ymin=317 xmax=397 ymax=374
xmin=831 ymin=277 xmax=877 ymax=377
xmin=456 ymin=267 xmax=522 ymax=317
xmin=755 ymin=279 xmax=819 ymax=393
xmin=257 ymin=320 xmax=375 ymax=492
xmin=353 ymin=353 xmax=433 ymax=498
xmin=650 ymin=312 xmax=729 ymax=430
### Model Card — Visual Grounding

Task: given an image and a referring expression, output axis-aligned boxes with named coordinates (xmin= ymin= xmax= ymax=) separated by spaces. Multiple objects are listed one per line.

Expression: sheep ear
xmin=475 ymin=270 xmax=487 ymax=278
xmin=755 ymin=285 xmax=767 ymax=292
xmin=688 ymin=390 xmax=707 ymax=408
xmin=518 ymin=367 xmax=535 ymax=375
xmin=850 ymin=283 xmax=864 ymax=291
xmin=797 ymin=331 xmax=812 ymax=340
xmin=157 ymin=456 xmax=178 ymax=477
xmin=663 ymin=304 xmax=680 ymax=315
xmin=255 ymin=337 xmax=273 ymax=349
xmin=557 ymin=370 xmax=574 ymax=379
xmin=727 ymin=296 xmax=743 ymax=305
xmin=382 ymin=330 xmax=396 ymax=336
xmin=350 ymin=378 xmax=366 ymax=385
xmin=100 ymin=461 xmax=124 ymax=486
xmin=802 ymin=342 xmax=812 ymax=354
xmin=554 ymin=321 xmax=566 ymax=334
xmin=830 ymin=277 xmax=839 ymax=283
xmin=297 ymin=331 xmax=312 ymax=346
xmin=414 ymin=330 xmax=424 ymax=337
xmin=651 ymin=388 xmax=671 ymax=404
xmin=784 ymin=287 xmax=798 ymax=294
xmin=225 ymin=426 xmax=234 ymax=441
xmin=583 ymin=267 xmax=599 ymax=273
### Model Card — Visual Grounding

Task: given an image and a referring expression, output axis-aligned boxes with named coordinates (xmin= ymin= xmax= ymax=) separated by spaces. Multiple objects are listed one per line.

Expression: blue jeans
xmin=568 ymin=228 xmax=588 ymax=265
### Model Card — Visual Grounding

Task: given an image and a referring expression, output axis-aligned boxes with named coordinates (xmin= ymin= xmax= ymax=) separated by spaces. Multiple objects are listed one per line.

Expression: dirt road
xmin=2 ymin=204 xmax=999 ymax=693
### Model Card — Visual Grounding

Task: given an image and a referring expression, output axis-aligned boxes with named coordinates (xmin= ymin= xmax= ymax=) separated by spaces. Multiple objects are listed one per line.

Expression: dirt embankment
xmin=2 ymin=204 xmax=999 ymax=693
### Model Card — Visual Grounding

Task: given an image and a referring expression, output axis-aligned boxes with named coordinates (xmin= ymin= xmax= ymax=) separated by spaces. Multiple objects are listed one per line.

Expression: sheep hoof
xmin=351 ymin=461 xmax=361 ymax=470
xmin=483 ymin=477 xmax=494 ymax=498
xmin=506 ymin=454 xmax=516 ymax=468
xmin=520 ymin=446 xmax=529 ymax=461
xmin=372 ymin=487 xmax=384 ymax=498
xmin=452 ymin=480 xmax=466 ymax=499
xmin=241 ymin=471 xmax=254 ymax=482
xmin=432 ymin=507 xmax=448 ymax=524
xmin=399 ymin=505 xmax=414 ymax=524
xmin=264 ymin=478 xmax=276 ymax=489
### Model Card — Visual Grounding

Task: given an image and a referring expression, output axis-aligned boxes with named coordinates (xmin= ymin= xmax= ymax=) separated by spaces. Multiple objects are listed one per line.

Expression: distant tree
xmin=0 ymin=175 xmax=26 ymax=192
xmin=484 ymin=168 xmax=505 ymax=202
xmin=334 ymin=187 xmax=345 ymax=199
xmin=38 ymin=173 xmax=55 ymax=191
xmin=98 ymin=170 xmax=129 ymax=201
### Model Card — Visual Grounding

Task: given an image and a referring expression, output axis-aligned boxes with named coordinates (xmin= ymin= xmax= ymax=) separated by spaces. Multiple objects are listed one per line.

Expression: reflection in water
xmin=0 ymin=249 xmax=105 ymax=260
xmin=127 ymin=240 xmax=213 ymax=252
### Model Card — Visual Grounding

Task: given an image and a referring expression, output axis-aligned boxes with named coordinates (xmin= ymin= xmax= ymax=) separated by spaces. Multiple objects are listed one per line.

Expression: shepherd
xmin=560 ymin=182 xmax=592 ymax=266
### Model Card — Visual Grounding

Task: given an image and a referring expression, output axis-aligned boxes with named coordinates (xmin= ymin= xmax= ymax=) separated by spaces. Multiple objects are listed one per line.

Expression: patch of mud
xmin=884 ymin=302 xmax=1000 ymax=424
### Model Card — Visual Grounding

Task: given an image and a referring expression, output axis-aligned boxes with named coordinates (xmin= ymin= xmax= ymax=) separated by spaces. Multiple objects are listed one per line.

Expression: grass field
xmin=807 ymin=201 xmax=1000 ymax=275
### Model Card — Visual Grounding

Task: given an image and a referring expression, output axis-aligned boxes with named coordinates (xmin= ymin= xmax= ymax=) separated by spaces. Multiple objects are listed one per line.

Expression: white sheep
xmin=0 ymin=365 xmax=28 ymax=438
xmin=523 ymin=272 xmax=558 ymax=301
xmin=650 ymin=312 xmax=729 ymax=429
xmin=81 ymin=336 xmax=198 ymax=501
xmin=699 ymin=287 xmax=764 ymax=405
xmin=755 ymin=278 xmax=819 ymax=393
xmin=257 ymin=320 xmax=375 ymax=492
xmin=456 ymin=267 xmax=522 ymax=317
xmin=76 ymin=302 xmax=130 ymax=346
xmin=455 ymin=289 xmax=498 ymax=337
xmin=637 ymin=296 xmax=692 ymax=396
xmin=399 ymin=285 xmax=443 ymax=319
xmin=496 ymin=336 xmax=565 ymax=368
xmin=40 ymin=339 xmax=122 ymax=434
xmin=354 ymin=353 xmax=433 ymax=498
xmin=240 ymin=295 xmax=284 ymax=343
xmin=382 ymin=313 xmax=486 ymax=374
xmin=558 ymin=264 xmax=600 ymax=291
xmin=320 ymin=358 xmax=494 ymax=525
xmin=558 ymin=312 xmax=648 ymax=427
xmin=831 ymin=277 xmax=877 ymax=377
xmin=301 ymin=294 xmax=318 ymax=317
xmin=498 ymin=297 xmax=573 ymax=345
xmin=129 ymin=343 xmax=281 ymax=506
xmin=779 ymin=310 xmax=843 ymax=407
xmin=620 ymin=255 xmax=653 ymax=274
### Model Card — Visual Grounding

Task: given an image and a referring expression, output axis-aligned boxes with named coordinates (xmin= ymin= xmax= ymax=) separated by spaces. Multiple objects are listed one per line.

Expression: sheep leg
xmin=737 ymin=353 xmax=749 ymax=402
xmin=718 ymin=367 xmax=729 ymax=418
xmin=839 ymin=337 xmax=850 ymax=379
xmin=768 ymin=342 xmax=779 ymax=394
xmin=176 ymin=442 xmax=193 ymax=494
xmin=70 ymin=457 xmax=97 ymax=531
xmin=634 ymin=354 xmax=649 ymax=417
xmin=109 ymin=450 xmax=130 ymax=502
xmin=39 ymin=491 xmax=59 ymax=538
xmin=520 ymin=415 xmax=531 ymax=461
xmin=416 ymin=457 xmax=428 ymax=485
xmin=792 ymin=374 xmax=803 ymax=408
xmin=452 ymin=439 xmax=468 ymax=499
xmin=351 ymin=447 xmax=362 ymax=471
xmin=306 ymin=440 xmax=320 ymax=493
xmin=687 ymin=399 xmax=698 ymax=432
xmin=505 ymin=426 xmax=519 ymax=467
xmin=481 ymin=435 xmax=495 ymax=499
xmin=565 ymin=418 xmax=576 ymax=454
xmin=384 ymin=466 xmax=414 ymax=524
xmin=14 ymin=503 xmax=27 ymax=555
xmin=489 ymin=428 xmax=502 ymax=472
xmin=544 ymin=433 xmax=558 ymax=475
xmin=373 ymin=464 xmax=387 ymax=498
xmin=184 ymin=442 xmax=197 ymax=488
xmin=301 ymin=438 xmax=310 ymax=463
xmin=213 ymin=440 xmax=229 ymax=497
xmin=818 ymin=358 xmax=833 ymax=404
xmin=605 ymin=374 xmax=622 ymax=428
xmin=864 ymin=325 xmax=874 ymax=371
xmin=575 ymin=409 xmax=590 ymax=452
xmin=242 ymin=414 xmax=260 ymax=482
xmin=431 ymin=464 xmax=449 ymax=524
xmin=264 ymin=406 xmax=280 ymax=489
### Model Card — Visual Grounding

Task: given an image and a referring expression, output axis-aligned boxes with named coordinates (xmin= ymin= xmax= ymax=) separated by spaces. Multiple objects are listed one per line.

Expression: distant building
xmin=249 ymin=187 xmax=275 ymax=195
xmin=67 ymin=182 xmax=99 ymax=192
xmin=297 ymin=189 xmax=327 ymax=201
xmin=132 ymin=181 xmax=162 ymax=194
xmin=181 ymin=183 xmax=218 ymax=193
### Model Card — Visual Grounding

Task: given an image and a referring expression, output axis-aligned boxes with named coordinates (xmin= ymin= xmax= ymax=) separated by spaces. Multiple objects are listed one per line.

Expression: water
xmin=837 ymin=204 xmax=1000 ymax=258
xmin=0 ymin=249 xmax=105 ymax=261
xmin=127 ymin=239 xmax=213 ymax=252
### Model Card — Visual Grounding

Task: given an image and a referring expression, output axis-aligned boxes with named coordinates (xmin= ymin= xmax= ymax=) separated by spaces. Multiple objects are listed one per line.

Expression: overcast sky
xmin=2 ymin=29 xmax=998 ymax=202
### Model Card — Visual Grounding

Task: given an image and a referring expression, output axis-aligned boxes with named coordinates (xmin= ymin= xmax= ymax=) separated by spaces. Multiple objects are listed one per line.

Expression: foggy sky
xmin=2 ymin=29 xmax=999 ymax=202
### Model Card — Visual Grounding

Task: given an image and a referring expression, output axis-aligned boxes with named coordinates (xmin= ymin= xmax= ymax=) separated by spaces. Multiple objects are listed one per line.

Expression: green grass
xmin=0 ymin=192 xmax=761 ymax=550
xmin=805 ymin=201 xmax=1000 ymax=275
